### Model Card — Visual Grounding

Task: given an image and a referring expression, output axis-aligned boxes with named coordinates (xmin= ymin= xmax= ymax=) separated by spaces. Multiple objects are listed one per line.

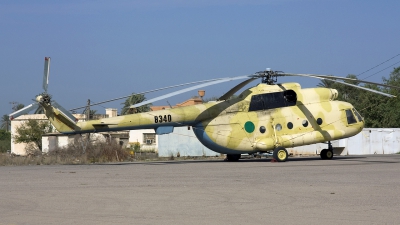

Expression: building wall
xmin=155 ymin=128 xmax=400 ymax=157
xmin=129 ymin=129 xmax=158 ymax=151
xmin=10 ymin=114 xmax=85 ymax=156
xmin=42 ymin=135 xmax=71 ymax=153
xmin=105 ymin=108 xmax=118 ymax=118
xmin=289 ymin=128 xmax=400 ymax=155
xmin=157 ymin=127 xmax=220 ymax=157
xmin=11 ymin=114 xmax=49 ymax=155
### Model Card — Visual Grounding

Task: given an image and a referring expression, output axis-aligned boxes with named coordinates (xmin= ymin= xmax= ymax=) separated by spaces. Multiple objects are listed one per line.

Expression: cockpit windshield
xmin=345 ymin=109 xmax=357 ymax=124
xmin=352 ymin=108 xmax=363 ymax=122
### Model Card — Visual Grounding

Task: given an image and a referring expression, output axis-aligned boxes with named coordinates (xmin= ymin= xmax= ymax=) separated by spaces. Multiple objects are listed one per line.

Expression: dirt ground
xmin=1 ymin=154 xmax=400 ymax=225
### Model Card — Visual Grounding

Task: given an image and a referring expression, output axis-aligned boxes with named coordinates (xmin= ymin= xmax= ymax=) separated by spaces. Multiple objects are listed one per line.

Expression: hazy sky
xmin=1 ymin=0 xmax=399 ymax=117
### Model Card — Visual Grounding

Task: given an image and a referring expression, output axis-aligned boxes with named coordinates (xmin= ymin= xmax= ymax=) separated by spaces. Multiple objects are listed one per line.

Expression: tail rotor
xmin=9 ymin=57 xmax=77 ymax=123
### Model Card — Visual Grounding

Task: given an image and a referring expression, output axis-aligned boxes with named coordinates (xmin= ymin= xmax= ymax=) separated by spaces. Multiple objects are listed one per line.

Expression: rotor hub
xmin=36 ymin=93 xmax=51 ymax=104
xmin=254 ymin=69 xmax=282 ymax=85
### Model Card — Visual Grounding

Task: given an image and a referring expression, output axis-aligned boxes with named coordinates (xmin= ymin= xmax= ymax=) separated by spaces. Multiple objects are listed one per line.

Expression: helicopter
xmin=9 ymin=57 xmax=400 ymax=162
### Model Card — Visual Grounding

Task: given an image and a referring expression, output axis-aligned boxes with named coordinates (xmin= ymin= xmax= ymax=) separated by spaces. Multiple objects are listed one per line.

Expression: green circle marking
xmin=244 ymin=121 xmax=255 ymax=133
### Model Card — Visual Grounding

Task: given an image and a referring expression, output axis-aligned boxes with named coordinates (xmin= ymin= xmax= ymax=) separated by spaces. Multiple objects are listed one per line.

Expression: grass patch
xmin=0 ymin=140 xmax=130 ymax=166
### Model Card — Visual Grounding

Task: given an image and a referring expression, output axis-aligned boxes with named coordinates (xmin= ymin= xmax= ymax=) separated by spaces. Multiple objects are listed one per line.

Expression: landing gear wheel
xmin=225 ymin=154 xmax=241 ymax=162
xmin=325 ymin=149 xmax=333 ymax=159
xmin=273 ymin=146 xmax=288 ymax=162
xmin=320 ymin=149 xmax=333 ymax=160
xmin=320 ymin=149 xmax=327 ymax=159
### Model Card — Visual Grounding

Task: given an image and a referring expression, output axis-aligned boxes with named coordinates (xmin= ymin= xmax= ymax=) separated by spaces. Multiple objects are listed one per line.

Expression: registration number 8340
xmin=154 ymin=115 xmax=172 ymax=123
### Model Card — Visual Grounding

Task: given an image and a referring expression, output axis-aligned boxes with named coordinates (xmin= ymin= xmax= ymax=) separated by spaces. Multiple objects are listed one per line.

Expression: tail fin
xmin=37 ymin=95 xmax=80 ymax=133
xmin=45 ymin=105 xmax=80 ymax=133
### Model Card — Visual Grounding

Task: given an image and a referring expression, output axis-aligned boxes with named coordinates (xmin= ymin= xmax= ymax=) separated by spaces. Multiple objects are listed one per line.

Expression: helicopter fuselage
xmin=41 ymin=82 xmax=364 ymax=155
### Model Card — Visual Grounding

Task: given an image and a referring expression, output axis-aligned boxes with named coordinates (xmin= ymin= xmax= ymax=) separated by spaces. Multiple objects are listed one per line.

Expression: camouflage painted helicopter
xmin=10 ymin=57 xmax=400 ymax=162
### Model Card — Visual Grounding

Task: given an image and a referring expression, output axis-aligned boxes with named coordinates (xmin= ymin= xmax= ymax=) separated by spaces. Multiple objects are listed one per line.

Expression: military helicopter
xmin=10 ymin=57 xmax=400 ymax=162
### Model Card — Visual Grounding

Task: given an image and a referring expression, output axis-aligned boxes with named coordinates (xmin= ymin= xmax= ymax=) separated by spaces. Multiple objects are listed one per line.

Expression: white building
xmin=10 ymin=108 xmax=120 ymax=156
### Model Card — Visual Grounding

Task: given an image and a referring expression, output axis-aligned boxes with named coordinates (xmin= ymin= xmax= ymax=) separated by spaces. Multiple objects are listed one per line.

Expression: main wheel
xmin=325 ymin=149 xmax=333 ymax=159
xmin=320 ymin=149 xmax=327 ymax=159
xmin=273 ymin=146 xmax=288 ymax=162
xmin=320 ymin=149 xmax=333 ymax=160
xmin=225 ymin=154 xmax=241 ymax=162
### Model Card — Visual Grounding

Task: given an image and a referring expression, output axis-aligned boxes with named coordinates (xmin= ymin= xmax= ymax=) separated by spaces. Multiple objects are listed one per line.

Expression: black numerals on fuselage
xmin=154 ymin=115 xmax=172 ymax=123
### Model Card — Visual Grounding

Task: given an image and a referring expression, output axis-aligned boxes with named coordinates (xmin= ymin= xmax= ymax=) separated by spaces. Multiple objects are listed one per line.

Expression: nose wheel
xmin=320 ymin=141 xmax=334 ymax=160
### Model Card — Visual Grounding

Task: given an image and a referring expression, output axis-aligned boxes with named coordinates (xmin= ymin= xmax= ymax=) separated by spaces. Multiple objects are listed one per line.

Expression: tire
xmin=225 ymin=154 xmax=241 ymax=162
xmin=320 ymin=149 xmax=333 ymax=160
xmin=273 ymin=146 xmax=288 ymax=162
xmin=320 ymin=149 xmax=327 ymax=159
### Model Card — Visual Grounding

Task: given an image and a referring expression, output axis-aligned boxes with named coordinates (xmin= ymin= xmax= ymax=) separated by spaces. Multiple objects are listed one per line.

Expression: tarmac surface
xmin=1 ymin=154 xmax=400 ymax=225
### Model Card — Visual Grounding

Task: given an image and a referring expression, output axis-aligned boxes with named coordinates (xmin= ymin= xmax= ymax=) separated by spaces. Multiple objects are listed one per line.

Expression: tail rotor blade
xmin=9 ymin=103 xmax=39 ymax=120
xmin=52 ymin=101 xmax=77 ymax=123
xmin=43 ymin=57 xmax=50 ymax=92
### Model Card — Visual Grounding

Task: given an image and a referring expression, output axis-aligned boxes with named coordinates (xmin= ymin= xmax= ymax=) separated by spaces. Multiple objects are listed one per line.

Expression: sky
xmin=1 ymin=0 xmax=400 ymax=117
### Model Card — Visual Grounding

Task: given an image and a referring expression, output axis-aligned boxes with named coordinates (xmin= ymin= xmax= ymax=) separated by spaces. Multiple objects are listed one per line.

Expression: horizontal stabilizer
xmin=155 ymin=126 xmax=174 ymax=135
xmin=92 ymin=123 xmax=118 ymax=128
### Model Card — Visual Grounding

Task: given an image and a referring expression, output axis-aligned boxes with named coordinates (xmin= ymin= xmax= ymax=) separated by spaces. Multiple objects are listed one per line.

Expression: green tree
xmin=1 ymin=115 xmax=10 ymax=131
xmin=0 ymin=129 xmax=11 ymax=153
xmin=380 ymin=66 xmax=400 ymax=127
xmin=12 ymin=103 xmax=25 ymax=112
xmin=316 ymin=74 xmax=390 ymax=128
xmin=354 ymin=84 xmax=387 ymax=128
xmin=121 ymin=93 xmax=152 ymax=115
xmin=90 ymin=110 xmax=97 ymax=119
xmin=316 ymin=77 xmax=336 ymax=88
xmin=13 ymin=119 xmax=53 ymax=151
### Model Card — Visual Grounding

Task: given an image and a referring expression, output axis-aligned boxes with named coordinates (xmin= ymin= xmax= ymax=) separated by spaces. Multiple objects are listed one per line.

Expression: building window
xmin=143 ymin=133 xmax=156 ymax=145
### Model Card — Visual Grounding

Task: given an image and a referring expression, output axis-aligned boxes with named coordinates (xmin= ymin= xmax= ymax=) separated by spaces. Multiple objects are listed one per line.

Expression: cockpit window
xmin=352 ymin=108 xmax=363 ymax=122
xmin=249 ymin=90 xmax=297 ymax=111
xmin=345 ymin=109 xmax=357 ymax=124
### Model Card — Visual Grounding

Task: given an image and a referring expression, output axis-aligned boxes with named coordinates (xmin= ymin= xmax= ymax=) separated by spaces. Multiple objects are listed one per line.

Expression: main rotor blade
xmin=218 ymin=77 xmax=257 ymax=100
xmin=9 ymin=103 xmax=39 ymax=120
xmin=284 ymin=73 xmax=396 ymax=97
xmin=52 ymin=101 xmax=77 ymax=123
xmin=69 ymin=77 xmax=230 ymax=111
xmin=130 ymin=75 xmax=252 ymax=108
xmin=280 ymin=73 xmax=400 ymax=90
xmin=43 ymin=57 xmax=50 ymax=93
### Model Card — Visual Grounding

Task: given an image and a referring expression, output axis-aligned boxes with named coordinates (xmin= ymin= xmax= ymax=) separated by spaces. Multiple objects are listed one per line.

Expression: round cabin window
xmin=260 ymin=126 xmax=266 ymax=133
